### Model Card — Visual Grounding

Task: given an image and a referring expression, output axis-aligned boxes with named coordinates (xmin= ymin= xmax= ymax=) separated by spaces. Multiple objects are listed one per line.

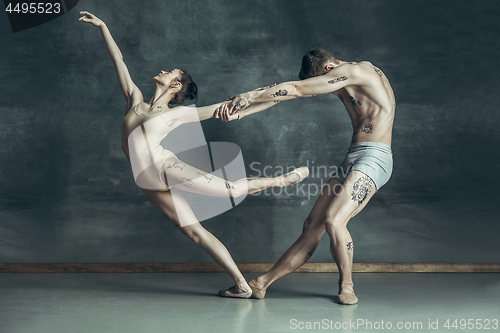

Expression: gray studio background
xmin=0 ymin=0 xmax=499 ymax=263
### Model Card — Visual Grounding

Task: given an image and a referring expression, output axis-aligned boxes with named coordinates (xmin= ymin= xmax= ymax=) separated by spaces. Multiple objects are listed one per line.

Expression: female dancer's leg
xmin=161 ymin=157 xmax=308 ymax=197
xmin=142 ymin=188 xmax=252 ymax=297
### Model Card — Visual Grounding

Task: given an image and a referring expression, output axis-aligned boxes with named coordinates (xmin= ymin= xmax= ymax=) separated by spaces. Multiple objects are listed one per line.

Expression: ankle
xmin=339 ymin=280 xmax=355 ymax=294
xmin=235 ymin=277 xmax=250 ymax=291
xmin=254 ymin=276 xmax=269 ymax=290
xmin=339 ymin=280 xmax=354 ymax=289
xmin=340 ymin=281 xmax=354 ymax=286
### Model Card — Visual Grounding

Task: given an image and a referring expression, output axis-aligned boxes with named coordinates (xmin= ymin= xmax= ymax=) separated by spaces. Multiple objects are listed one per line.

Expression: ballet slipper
xmin=338 ymin=283 xmax=358 ymax=305
xmin=218 ymin=285 xmax=252 ymax=299
xmin=248 ymin=280 xmax=266 ymax=299
xmin=276 ymin=167 xmax=310 ymax=187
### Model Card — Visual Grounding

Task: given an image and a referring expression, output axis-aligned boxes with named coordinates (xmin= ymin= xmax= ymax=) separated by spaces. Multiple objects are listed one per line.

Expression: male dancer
xmin=214 ymin=49 xmax=395 ymax=304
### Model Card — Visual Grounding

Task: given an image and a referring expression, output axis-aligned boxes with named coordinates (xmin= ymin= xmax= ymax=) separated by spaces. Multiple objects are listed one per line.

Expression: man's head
xmin=298 ymin=49 xmax=340 ymax=80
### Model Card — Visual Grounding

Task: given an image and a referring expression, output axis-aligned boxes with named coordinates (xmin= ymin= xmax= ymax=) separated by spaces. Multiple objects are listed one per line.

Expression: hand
xmin=225 ymin=83 xmax=276 ymax=115
xmin=225 ymin=94 xmax=249 ymax=116
xmin=213 ymin=104 xmax=240 ymax=122
xmin=78 ymin=11 xmax=105 ymax=28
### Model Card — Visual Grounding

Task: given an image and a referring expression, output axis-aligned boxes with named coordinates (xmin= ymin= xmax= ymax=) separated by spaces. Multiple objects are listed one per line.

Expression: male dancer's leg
xmin=322 ymin=171 xmax=376 ymax=304
xmin=250 ymin=171 xmax=376 ymax=303
xmin=250 ymin=178 xmax=341 ymax=291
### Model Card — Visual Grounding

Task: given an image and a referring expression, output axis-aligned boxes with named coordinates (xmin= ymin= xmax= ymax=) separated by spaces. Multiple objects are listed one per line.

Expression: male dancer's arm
xmin=79 ymin=11 xmax=143 ymax=108
xmin=175 ymin=100 xmax=278 ymax=123
xmin=193 ymin=84 xmax=281 ymax=121
xmin=215 ymin=63 xmax=362 ymax=118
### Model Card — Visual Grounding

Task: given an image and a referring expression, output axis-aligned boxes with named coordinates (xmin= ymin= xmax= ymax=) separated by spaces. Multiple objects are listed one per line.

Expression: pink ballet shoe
xmin=276 ymin=167 xmax=309 ymax=187
xmin=248 ymin=280 xmax=266 ymax=299
xmin=218 ymin=285 xmax=252 ymax=299
xmin=338 ymin=283 xmax=358 ymax=305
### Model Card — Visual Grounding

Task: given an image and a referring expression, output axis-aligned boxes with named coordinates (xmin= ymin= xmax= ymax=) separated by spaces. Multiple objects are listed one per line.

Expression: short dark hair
xmin=298 ymin=49 xmax=339 ymax=80
xmin=170 ymin=70 xmax=198 ymax=104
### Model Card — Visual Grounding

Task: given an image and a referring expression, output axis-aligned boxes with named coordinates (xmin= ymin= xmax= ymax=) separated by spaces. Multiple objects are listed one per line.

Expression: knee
xmin=325 ymin=215 xmax=346 ymax=233
xmin=180 ymin=225 xmax=202 ymax=244
xmin=302 ymin=217 xmax=314 ymax=231
xmin=302 ymin=217 xmax=325 ymax=233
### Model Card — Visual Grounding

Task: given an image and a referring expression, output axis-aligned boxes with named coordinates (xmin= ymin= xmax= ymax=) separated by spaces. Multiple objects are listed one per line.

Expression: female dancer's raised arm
xmin=79 ymin=11 xmax=143 ymax=111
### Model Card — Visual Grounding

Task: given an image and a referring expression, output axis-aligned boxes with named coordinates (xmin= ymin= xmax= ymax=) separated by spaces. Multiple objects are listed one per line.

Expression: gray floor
xmin=0 ymin=272 xmax=499 ymax=333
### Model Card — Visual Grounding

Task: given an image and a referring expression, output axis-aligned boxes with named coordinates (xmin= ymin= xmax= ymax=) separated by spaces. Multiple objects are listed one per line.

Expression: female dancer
xmin=79 ymin=11 xmax=308 ymax=298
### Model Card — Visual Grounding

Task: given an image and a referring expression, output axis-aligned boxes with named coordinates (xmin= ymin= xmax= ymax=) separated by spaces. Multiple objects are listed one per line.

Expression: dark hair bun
xmin=188 ymin=82 xmax=198 ymax=100
xmin=170 ymin=70 xmax=198 ymax=104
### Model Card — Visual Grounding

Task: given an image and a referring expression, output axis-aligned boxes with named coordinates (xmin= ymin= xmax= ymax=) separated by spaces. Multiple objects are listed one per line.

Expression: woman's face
xmin=153 ymin=69 xmax=181 ymax=87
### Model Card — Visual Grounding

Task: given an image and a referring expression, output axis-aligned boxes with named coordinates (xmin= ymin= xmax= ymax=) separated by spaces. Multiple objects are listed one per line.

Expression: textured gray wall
xmin=0 ymin=0 xmax=499 ymax=263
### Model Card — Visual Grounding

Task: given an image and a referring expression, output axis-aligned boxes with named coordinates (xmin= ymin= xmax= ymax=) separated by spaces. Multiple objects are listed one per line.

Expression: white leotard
xmin=127 ymin=104 xmax=199 ymax=190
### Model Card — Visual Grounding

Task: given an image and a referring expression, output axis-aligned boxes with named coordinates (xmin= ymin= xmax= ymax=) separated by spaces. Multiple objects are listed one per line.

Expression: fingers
xmin=213 ymin=105 xmax=228 ymax=121
xmin=228 ymin=107 xmax=237 ymax=116
xmin=213 ymin=106 xmax=221 ymax=119
xmin=228 ymin=102 xmax=240 ymax=115
xmin=229 ymin=111 xmax=239 ymax=121
xmin=217 ymin=105 xmax=225 ymax=121
xmin=78 ymin=11 xmax=96 ymax=23
xmin=224 ymin=105 xmax=233 ymax=122
xmin=222 ymin=104 xmax=229 ymax=122
xmin=231 ymin=104 xmax=241 ymax=115
xmin=225 ymin=104 xmax=234 ymax=116
xmin=215 ymin=104 xmax=239 ymax=122
xmin=216 ymin=99 xmax=244 ymax=121
xmin=79 ymin=11 xmax=94 ymax=17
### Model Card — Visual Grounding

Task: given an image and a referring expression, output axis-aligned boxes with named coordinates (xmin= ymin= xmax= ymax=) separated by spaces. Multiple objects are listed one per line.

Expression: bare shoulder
xmin=130 ymin=91 xmax=144 ymax=109
xmin=321 ymin=62 xmax=369 ymax=88
xmin=346 ymin=61 xmax=388 ymax=87
xmin=125 ymin=94 xmax=144 ymax=115
xmin=358 ymin=61 xmax=387 ymax=77
xmin=324 ymin=62 xmax=366 ymax=78
xmin=358 ymin=61 xmax=373 ymax=66
xmin=355 ymin=61 xmax=380 ymax=75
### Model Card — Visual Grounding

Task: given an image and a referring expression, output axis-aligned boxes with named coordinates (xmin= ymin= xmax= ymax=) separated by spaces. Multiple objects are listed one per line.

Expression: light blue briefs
xmin=332 ymin=142 xmax=393 ymax=191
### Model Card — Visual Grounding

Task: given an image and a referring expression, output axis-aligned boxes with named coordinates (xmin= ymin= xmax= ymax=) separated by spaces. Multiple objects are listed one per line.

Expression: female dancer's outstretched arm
xmin=79 ymin=11 xmax=143 ymax=110
xmin=191 ymin=85 xmax=280 ymax=121
xmin=196 ymin=100 xmax=278 ymax=121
